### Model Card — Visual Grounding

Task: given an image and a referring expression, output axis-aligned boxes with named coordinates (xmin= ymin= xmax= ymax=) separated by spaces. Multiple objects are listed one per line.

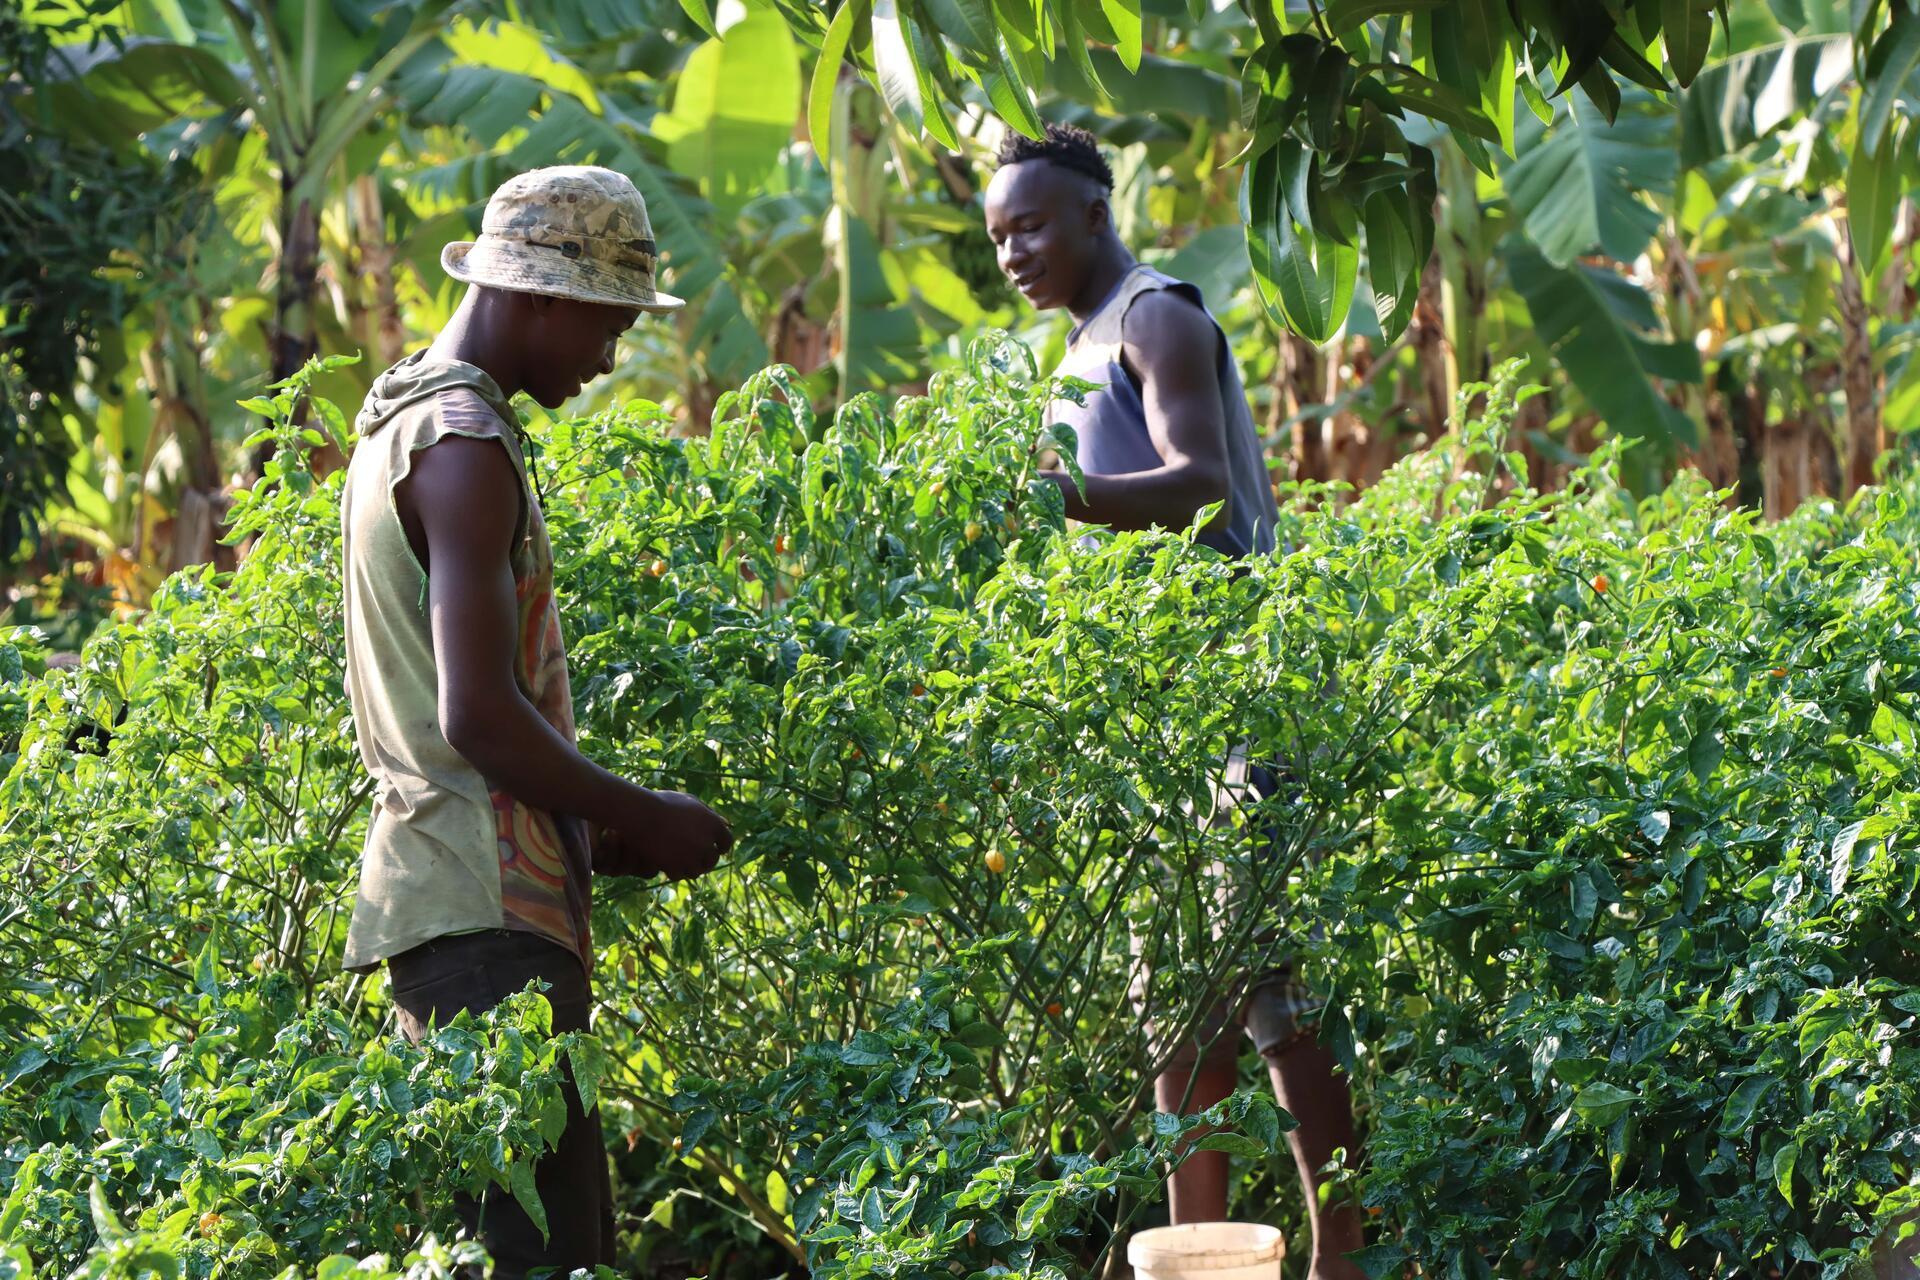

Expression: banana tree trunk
xmin=1271 ymin=333 xmax=1328 ymax=483
xmin=350 ymin=175 xmax=405 ymax=368
xmin=1326 ymin=335 xmax=1378 ymax=490
xmin=1836 ymin=222 xmax=1881 ymax=495
xmin=1763 ymin=404 xmax=1811 ymax=522
xmin=1435 ymin=143 xmax=1486 ymax=419
xmin=1409 ymin=255 xmax=1451 ymax=437
xmin=250 ymin=183 xmax=333 ymax=481
xmin=272 ymin=185 xmax=322 ymax=384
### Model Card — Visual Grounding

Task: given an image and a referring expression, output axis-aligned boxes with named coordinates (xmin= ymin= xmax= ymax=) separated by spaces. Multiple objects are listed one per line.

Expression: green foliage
xmin=1296 ymin=367 xmax=1920 ymax=1278
xmin=7 ymin=346 xmax=1920 ymax=1279
xmin=0 ymin=3 xmax=209 ymax=565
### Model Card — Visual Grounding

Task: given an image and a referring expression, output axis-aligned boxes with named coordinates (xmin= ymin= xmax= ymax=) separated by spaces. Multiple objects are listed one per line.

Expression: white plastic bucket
xmin=1127 ymin=1222 xmax=1285 ymax=1280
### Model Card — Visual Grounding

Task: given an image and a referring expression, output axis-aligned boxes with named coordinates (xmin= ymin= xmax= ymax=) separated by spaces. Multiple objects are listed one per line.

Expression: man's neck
xmin=1066 ymin=238 xmax=1138 ymax=327
xmin=427 ymin=292 xmax=522 ymax=400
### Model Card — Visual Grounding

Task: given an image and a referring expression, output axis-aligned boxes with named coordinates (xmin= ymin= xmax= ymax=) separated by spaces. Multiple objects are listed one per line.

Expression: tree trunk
xmin=1763 ymin=408 xmax=1811 ymax=521
xmin=1325 ymin=335 xmax=1377 ymax=491
xmin=250 ymin=184 xmax=326 ymax=482
xmin=771 ymin=284 xmax=831 ymax=376
xmin=272 ymin=187 xmax=322 ymax=384
xmin=1837 ymin=222 xmax=1882 ymax=495
xmin=141 ymin=318 xmax=231 ymax=573
xmin=1279 ymin=334 xmax=1329 ymax=484
xmin=350 ymin=175 xmax=406 ymax=369
xmin=1695 ymin=385 xmax=1741 ymax=497
xmin=1409 ymin=255 xmax=1452 ymax=439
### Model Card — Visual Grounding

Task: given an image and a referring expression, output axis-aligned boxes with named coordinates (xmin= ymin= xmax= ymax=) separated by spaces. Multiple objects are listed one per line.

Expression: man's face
xmin=983 ymin=160 xmax=1105 ymax=312
xmin=520 ymin=296 xmax=642 ymax=409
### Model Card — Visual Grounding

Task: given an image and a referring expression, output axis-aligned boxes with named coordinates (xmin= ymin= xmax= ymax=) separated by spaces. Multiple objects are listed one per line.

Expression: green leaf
xmin=678 ymin=0 xmax=719 ymax=37
xmin=1663 ymin=0 xmax=1713 ymax=86
xmin=0 ymin=1154 xmax=42 ymax=1241
xmin=509 ymin=1158 xmax=550 ymax=1243
xmin=986 ymin=40 xmax=1047 ymax=140
xmin=1247 ymin=149 xmax=1358 ymax=343
xmin=1503 ymin=243 xmax=1700 ymax=451
xmin=872 ymin=0 xmax=929 ymax=139
xmin=1362 ymin=191 xmax=1421 ymax=340
xmin=1458 ymin=0 xmax=1501 ymax=71
xmin=1637 ymin=808 xmax=1672 ymax=845
xmin=1718 ymin=1075 xmax=1773 ymax=1134
xmin=1688 ymin=723 xmax=1723 ymax=781
xmin=1504 ymin=96 xmax=1675 ymax=267
xmin=1193 ymin=1132 xmax=1270 ymax=1156
xmin=1014 ymin=1187 xmax=1059 ymax=1238
xmin=1321 ymin=0 xmax=1445 ymax=37
xmin=1351 ymin=1245 xmax=1410 ymax=1280
xmin=1772 ymin=1140 xmax=1800 ymax=1206
xmin=809 ymin=0 xmax=863 ymax=160
xmin=655 ymin=9 xmax=803 ymax=221
xmin=88 ymin=1180 xmax=126 ymax=1243
xmin=192 ymin=926 xmax=220 ymax=997
xmin=1387 ymin=70 xmax=1503 ymax=145
xmin=1678 ymin=34 xmax=1851 ymax=167
xmin=1572 ymin=1081 xmax=1638 ymax=1127
xmin=1098 ymin=0 xmax=1143 ymax=71
xmin=1850 ymin=117 xmax=1905 ymax=281
xmin=1862 ymin=4 xmax=1920 ymax=157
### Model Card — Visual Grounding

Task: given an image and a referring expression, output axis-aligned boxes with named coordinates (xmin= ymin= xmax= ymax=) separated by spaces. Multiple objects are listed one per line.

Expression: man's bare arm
xmin=402 ymin=435 xmax=729 ymax=875
xmin=1044 ymin=289 xmax=1231 ymax=532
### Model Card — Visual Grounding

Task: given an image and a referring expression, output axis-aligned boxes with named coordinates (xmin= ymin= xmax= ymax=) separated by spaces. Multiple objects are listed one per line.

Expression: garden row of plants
xmin=3 ymin=343 xmax=1917 ymax=1278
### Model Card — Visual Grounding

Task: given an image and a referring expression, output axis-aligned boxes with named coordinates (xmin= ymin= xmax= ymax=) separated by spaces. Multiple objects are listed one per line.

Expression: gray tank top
xmin=1047 ymin=264 xmax=1277 ymax=557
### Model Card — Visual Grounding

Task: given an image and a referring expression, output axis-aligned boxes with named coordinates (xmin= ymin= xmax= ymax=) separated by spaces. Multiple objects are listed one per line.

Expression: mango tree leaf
xmin=1246 ymin=147 xmax=1358 ymax=343
xmin=1097 ymin=0 xmax=1143 ymax=71
xmin=1362 ymin=190 xmax=1421 ymax=340
xmin=1849 ymin=117 xmax=1905 ymax=279
xmin=872 ymin=0 xmax=928 ymax=139
xmin=1663 ymin=0 xmax=1714 ymax=85
xmin=1862 ymin=2 xmax=1920 ymax=156
xmin=808 ymin=0 xmax=863 ymax=161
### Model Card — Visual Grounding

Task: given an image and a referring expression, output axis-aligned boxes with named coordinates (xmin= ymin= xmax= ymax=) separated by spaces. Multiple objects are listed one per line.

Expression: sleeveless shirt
xmin=1047 ymin=264 xmax=1278 ymax=558
xmin=339 ymin=352 xmax=593 ymax=975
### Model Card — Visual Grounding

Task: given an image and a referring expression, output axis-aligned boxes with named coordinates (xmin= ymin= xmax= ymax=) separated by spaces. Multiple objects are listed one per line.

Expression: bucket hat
xmin=441 ymin=165 xmax=686 ymax=313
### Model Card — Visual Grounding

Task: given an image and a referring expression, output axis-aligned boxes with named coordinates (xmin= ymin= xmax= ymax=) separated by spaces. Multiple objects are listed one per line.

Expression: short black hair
xmin=995 ymin=122 xmax=1114 ymax=192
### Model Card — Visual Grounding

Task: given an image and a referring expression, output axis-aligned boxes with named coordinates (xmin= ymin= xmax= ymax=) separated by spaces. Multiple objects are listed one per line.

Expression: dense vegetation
xmin=4 ymin=350 xmax=1918 ymax=1277
xmin=9 ymin=0 xmax=1920 ymax=1275
xmin=7 ymin=0 xmax=1920 ymax=620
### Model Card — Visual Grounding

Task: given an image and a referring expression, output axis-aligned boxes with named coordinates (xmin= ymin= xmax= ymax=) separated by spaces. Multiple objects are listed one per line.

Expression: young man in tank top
xmin=339 ymin=166 xmax=733 ymax=1278
xmin=984 ymin=125 xmax=1365 ymax=1280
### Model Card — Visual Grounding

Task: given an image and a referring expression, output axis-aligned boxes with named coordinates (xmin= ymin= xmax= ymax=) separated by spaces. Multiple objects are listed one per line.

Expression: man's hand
xmin=594 ymin=790 xmax=733 ymax=881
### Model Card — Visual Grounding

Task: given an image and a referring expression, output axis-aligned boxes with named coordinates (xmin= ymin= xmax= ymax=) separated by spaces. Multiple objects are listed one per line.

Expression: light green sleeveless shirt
xmin=339 ymin=353 xmax=593 ymax=975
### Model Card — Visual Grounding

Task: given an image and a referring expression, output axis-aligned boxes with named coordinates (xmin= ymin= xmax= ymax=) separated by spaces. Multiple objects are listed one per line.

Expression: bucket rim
xmin=1127 ymin=1222 xmax=1285 ymax=1270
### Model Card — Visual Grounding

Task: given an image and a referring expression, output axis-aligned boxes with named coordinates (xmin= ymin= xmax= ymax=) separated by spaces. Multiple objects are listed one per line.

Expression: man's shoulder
xmin=1119 ymin=279 xmax=1218 ymax=359
xmin=432 ymin=386 xmax=515 ymax=438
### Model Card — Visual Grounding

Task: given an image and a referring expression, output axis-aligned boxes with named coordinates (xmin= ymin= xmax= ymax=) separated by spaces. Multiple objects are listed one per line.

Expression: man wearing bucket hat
xmin=339 ymin=165 xmax=731 ymax=1276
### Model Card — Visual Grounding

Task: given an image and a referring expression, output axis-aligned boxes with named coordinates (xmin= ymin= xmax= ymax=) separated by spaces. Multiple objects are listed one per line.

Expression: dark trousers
xmin=388 ymin=929 xmax=615 ymax=1279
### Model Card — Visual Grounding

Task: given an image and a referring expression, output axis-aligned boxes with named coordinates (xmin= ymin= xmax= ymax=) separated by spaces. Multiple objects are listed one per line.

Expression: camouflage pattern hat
xmin=441 ymin=165 xmax=685 ymax=313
